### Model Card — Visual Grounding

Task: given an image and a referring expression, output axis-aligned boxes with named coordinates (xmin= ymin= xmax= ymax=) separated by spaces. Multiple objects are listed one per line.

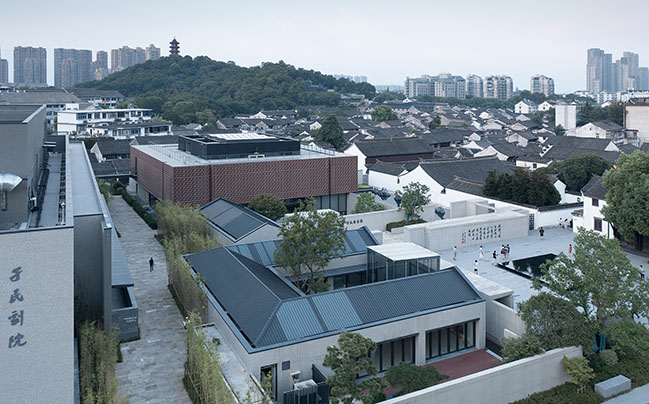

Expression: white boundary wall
xmin=344 ymin=204 xmax=443 ymax=231
xmin=487 ymin=300 xmax=526 ymax=344
xmin=380 ymin=346 xmax=583 ymax=404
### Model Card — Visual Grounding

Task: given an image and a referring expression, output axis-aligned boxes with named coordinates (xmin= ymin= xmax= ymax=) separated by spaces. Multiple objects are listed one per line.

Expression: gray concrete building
xmin=0 ymin=105 xmax=137 ymax=403
xmin=0 ymin=90 xmax=84 ymax=129
xmin=0 ymin=58 xmax=8 ymax=83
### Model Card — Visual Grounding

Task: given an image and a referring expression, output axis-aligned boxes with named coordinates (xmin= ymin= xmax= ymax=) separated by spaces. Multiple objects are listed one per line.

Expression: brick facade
xmin=132 ymin=146 xmax=358 ymax=206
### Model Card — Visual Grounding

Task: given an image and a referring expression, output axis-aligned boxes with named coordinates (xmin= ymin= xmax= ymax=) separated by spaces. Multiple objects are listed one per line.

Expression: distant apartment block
xmin=624 ymin=98 xmax=649 ymax=144
xmin=0 ymin=58 xmax=8 ymax=83
xmin=530 ymin=75 xmax=554 ymax=96
xmin=54 ymin=48 xmax=94 ymax=88
xmin=68 ymin=88 xmax=125 ymax=108
xmin=587 ymin=48 xmax=649 ymax=93
xmin=13 ymin=46 xmax=47 ymax=86
xmin=404 ymin=73 xmax=466 ymax=99
xmin=484 ymin=75 xmax=513 ymax=99
xmin=145 ymin=44 xmax=161 ymax=61
xmin=110 ymin=45 xmax=148 ymax=72
xmin=93 ymin=50 xmax=109 ymax=80
xmin=334 ymin=74 xmax=367 ymax=83
xmin=465 ymin=74 xmax=483 ymax=98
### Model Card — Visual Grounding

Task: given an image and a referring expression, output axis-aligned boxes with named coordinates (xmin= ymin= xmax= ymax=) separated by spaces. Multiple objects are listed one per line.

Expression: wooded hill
xmin=78 ymin=56 xmax=375 ymax=124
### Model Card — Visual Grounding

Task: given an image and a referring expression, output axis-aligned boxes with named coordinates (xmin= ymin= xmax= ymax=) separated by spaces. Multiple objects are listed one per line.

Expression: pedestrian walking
xmin=492 ymin=251 xmax=497 ymax=266
xmin=539 ymin=227 xmax=544 ymax=240
xmin=559 ymin=218 xmax=563 ymax=229
xmin=640 ymin=265 xmax=645 ymax=280
xmin=500 ymin=245 xmax=505 ymax=260
xmin=474 ymin=260 xmax=479 ymax=274
xmin=506 ymin=244 xmax=510 ymax=259
xmin=149 ymin=257 xmax=154 ymax=272
xmin=568 ymin=243 xmax=572 ymax=258
xmin=479 ymin=246 xmax=484 ymax=261
xmin=453 ymin=246 xmax=457 ymax=261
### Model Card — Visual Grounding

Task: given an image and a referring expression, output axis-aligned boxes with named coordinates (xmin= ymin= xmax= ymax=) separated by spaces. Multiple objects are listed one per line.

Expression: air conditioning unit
xmin=293 ymin=379 xmax=316 ymax=391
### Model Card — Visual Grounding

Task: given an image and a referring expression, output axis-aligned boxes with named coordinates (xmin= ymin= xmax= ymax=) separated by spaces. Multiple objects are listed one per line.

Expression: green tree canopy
xmin=556 ymin=153 xmax=611 ymax=192
xmin=317 ymin=115 xmax=346 ymax=150
xmin=482 ymin=169 xmax=560 ymax=206
xmin=501 ymin=332 xmax=542 ymax=363
xmin=518 ymin=292 xmax=593 ymax=350
xmin=554 ymin=124 xmax=565 ymax=136
xmin=352 ymin=192 xmax=385 ymax=214
xmin=395 ymin=182 xmax=430 ymax=223
xmin=248 ymin=194 xmax=287 ymax=221
xmin=274 ymin=198 xmax=346 ymax=294
xmin=602 ymin=150 xmax=649 ymax=241
xmin=428 ymin=115 xmax=442 ymax=130
xmin=373 ymin=91 xmax=404 ymax=103
xmin=371 ymin=105 xmax=398 ymax=122
xmin=535 ymin=228 xmax=649 ymax=331
xmin=385 ymin=362 xmax=447 ymax=396
xmin=323 ymin=333 xmax=387 ymax=404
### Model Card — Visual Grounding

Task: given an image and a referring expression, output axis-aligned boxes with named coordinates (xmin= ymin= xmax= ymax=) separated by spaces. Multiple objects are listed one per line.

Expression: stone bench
xmin=594 ymin=375 xmax=631 ymax=398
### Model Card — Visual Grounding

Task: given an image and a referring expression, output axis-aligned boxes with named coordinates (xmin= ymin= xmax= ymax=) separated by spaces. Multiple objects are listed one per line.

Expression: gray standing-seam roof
xmin=187 ymin=240 xmax=483 ymax=349
xmin=200 ymin=198 xmax=279 ymax=242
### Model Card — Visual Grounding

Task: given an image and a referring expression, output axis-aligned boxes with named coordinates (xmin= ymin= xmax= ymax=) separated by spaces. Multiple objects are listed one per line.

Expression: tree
xmin=557 ymin=153 xmax=611 ymax=192
xmin=352 ymin=193 xmax=385 ymax=214
xmin=607 ymin=102 xmax=624 ymax=126
xmin=274 ymin=198 xmax=346 ymax=294
xmin=323 ymin=333 xmax=387 ymax=404
xmin=317 ymin=115 xmax=346 ymax=150
xmin=602 ymin=150 xmax=649 ymax=241
xmin=535 ymin=228 xmax=649 ymax=331
xmin=395 ymin=182 xmax=430 ymax=223
xmin=531 ymin=112 xmax=545 ymax=125
xmin=554 ymin=124 xmax=565 ymax=136
xmin=385 ymin=362 xmax=447 ymax=396
xmin=518 ymin=292 xmax=593 ymax=350
xmin=603 ymin=320 xmax=649 ymax=360
xmin=562 ymin=356 xmax=595 ymax=394
xmin=373 ymin=92 xmax=403 ymax=103
xmin=483 ymin=170 xmax=560 ymax=206
xmin=248 ymin=194 xmax=287 ymax=221
xmin=501 ymin=332 xmax=542 ymax=363
xmin=428 ymin=115 xmax=442 ymax=130
xmin=371 ymin=105 xmax=398 ymax=122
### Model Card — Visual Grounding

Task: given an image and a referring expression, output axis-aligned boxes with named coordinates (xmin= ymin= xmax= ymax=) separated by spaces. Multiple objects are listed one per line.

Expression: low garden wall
xmin=380 ymin=346 xmax=583 ymax=404
xmin=343 ymin=204 xmax=443 ymax=232
xmin=487 ymin=299 xmax=526 ymax=344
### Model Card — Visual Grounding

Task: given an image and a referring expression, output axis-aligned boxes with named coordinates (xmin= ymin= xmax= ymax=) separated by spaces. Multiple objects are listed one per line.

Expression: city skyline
xmin=1 ymin=0 xmax=649 ymax=92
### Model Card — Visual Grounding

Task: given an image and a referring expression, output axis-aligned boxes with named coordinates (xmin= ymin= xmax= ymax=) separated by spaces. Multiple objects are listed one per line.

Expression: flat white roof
xmin=209 ymin=133 xmax=272 ymax=140
xmin=368 ymin=242 xmax=439 ymax=261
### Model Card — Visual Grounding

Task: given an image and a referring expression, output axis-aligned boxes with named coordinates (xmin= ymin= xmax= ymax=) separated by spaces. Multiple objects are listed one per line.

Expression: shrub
xmin=563 ymin=356 xmax=595 ymax=394
xmin=603 ymin=321 xmax=649 ymax=361
xmin=111 ymin=181 xmax=126 ymax=194
xmin=78 ymin=322 xmax=125 ymax=404
xmin=599 ymin=349 xmax=618 ymax=366
xmin=511 ymin=382 xmax=602 ymax=404
xmin=385 ymin=362 xmax=448 ymax=395
xmin=386 ymin=218 xmax=425 ymax=231
xmin=501 ymin=332 xmax=542 ymax=363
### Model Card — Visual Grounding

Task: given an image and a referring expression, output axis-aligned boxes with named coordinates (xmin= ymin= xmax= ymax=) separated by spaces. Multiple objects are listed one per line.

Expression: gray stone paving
xmin=603 ymin=382 xmax=649 ymax=403
xmin=109 ymin=196 xmax=191 ymax=404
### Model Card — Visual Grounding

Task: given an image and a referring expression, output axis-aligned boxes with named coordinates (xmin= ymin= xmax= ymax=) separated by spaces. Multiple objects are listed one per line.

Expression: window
xmin=260 ymin=365 xmax=277 ymax=400
xmin=594 ymin=217 xmax=603 ymax=232
xmin=426 ymin=321 xmax=476 ymax=360
xmin=369 ymin=336 xmax=416 ymax=373
xmin=592 ymin=198 xmax=599 ymax=207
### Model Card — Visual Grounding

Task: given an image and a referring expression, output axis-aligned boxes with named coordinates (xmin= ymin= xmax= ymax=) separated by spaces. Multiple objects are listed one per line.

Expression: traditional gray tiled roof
xmin=418 ymin=156 xmax=513 ymax=187
xmin=422 ymin=129 xmax=470 ymax=144
xmin=131 ymin=135 xmax=178 ymax=145
xmin=368 ymin=161 xmax=407 ymax=176
xmin=582 ymin=175 xmax=607 ymax=200
xmin=590 ymin=120 xmax=623 ymax=132
xmin=351 ymin=138 xmax=433 ymax=157
xmin=69 ymin=88 xmax=124 ymax=99
xmin=200 ymin=198 xmax=279 ymax=242
xmin=96 ymin=139 xmax=131 ymax=156
xmin=0 ymin=91 xmax=82 ymax=104
xmin=446 ymin=176 xmax=484 ymax=196
xmin=542 ymin=137 xmax=620 ymax=163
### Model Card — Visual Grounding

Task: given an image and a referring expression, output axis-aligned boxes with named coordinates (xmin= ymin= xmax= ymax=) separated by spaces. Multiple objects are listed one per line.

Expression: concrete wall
xmin=486 ymin=300 xmax=526 ymax=344
xmin=112 ymin=286 xmax=139 ymax=341
xmin=580 ymin=196 xmax=614 ymax=239
xmin=344 ymin=204 xmax=442 ymax=231
xmin=626 ymin=104 xmax=649 ymax=144
xmin=533 ymin=204 xmax=583 ymax=229
xmin=380 ymin=346 xmax=583 ymax=404
xmin=204 ymin=288 xmax=486 ymax=403
xmin=404 ymin=211 xmax=529 ymax=251
xmin=1 ymin=226 xmax=75 ymax=404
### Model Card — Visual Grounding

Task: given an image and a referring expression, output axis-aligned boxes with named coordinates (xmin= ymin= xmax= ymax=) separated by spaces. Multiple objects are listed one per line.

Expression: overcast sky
xmin=2 ymin=0 xmax=649 ymax=93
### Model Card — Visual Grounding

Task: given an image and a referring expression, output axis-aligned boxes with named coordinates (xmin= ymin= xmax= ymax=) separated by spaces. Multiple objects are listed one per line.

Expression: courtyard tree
xmin=385 ymin=362 xmax=447 ymax=396
xmin=562 ymin=356 xmax=595 ymax=394
xmin=517 ymin=292 xmax=593 ymax=350
xmin=535 ymin=228 xmax=649 ymax=331
xmin=323 ymin=332 xmax=387 ymax=404
xmin=371 ymin=105 xmax=398 ymax=122
xmin=395 ymin=182 xmax=430 ymax=223
xmin=556 ymin=153 xmax=611 ymax=192
xmin=274 ymin=198 xmax=346 ymax=294
xmin=317 ymin=115 xmax=346 ymax=150
xmin=554 ymin=124 xmax=565 ymax=136
xmin=602 ymin=150 xmax=649 ymax=242
xmin=501 ymin=332 xmax=542 ymax=363
xmin=248 ymin=194 xmax=287 ymax=221
xmin=428 ymin=115 xmax=442 ymax=130
xmin=352 ymin=192 xmax=385 ymax=214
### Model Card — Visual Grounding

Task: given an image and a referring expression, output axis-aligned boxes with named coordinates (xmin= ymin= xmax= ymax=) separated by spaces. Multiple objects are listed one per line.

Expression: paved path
xmin=603 ymin=382 xmax=649 ymax=403
xmin=109 ymin=197 xmax=191 ymax=404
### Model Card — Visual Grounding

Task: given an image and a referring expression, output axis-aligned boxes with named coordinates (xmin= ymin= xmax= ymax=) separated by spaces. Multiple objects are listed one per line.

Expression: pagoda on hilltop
xmin=169 ymin=37 xmax=180 ymax=56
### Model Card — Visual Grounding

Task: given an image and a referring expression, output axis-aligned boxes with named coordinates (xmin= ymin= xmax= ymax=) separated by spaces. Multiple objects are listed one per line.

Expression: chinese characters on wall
xmin=8 ymin=266 xmax=26 ymax=349
xmin=461 ymin=224 xmax=502 ymax=244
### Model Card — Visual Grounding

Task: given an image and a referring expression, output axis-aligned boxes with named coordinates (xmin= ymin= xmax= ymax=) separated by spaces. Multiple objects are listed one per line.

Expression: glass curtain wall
xmin=369 ymin=335 xmax=416 ymax=373
xmin=425 ymin=321 xmax=476 ymax=360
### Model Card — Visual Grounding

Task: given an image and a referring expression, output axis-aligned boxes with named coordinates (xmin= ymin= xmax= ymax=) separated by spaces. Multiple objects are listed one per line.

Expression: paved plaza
xmin=385 ymin=225 xmax=649 ymax=305
xmin=109 ymin=197 xmax=191 ymax=404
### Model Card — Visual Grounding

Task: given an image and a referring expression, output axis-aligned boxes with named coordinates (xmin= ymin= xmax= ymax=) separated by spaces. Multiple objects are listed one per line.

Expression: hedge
xmin=386 ymin=219 xmax=425 ymax=231
xmin=120 ymin=189 xmax=158 ymax=230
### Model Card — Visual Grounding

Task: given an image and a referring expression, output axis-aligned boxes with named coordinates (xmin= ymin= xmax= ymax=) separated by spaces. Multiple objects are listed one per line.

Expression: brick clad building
xmin=131 ymin=133 xmax=357 ymax=213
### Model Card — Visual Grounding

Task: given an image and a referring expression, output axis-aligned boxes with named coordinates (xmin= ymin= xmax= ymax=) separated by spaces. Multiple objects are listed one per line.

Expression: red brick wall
xmin=134 ymin=149 xmax=358 ymax=206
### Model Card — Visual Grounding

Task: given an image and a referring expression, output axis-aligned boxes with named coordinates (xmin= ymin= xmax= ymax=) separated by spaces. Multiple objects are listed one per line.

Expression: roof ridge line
xmin=253 ymin=302 xmax=283 ymax=347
